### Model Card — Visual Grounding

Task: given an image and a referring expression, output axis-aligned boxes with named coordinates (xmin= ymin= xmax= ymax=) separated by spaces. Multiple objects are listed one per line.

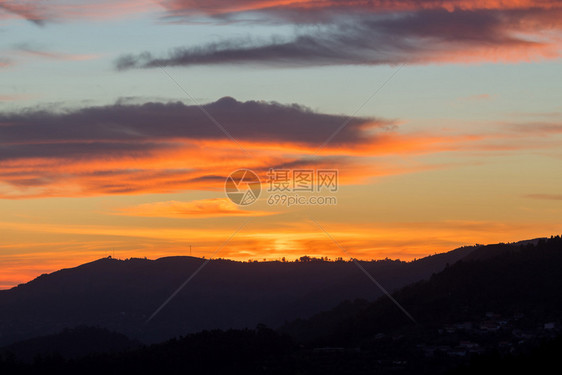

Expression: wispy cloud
xmin=15 ymin=44 xmax=100 ymax=61
xmin=0 ymin=57 xmax=13 ymax=68
xmin=159 ymin=0 xmax=562 ymax=23
xmin=0 ymin=93 xmax=35 ymax=101
xmin=0 ymin=0 xmax=157 ymax=25
xmin=504 ymin=121 xmax=562 ymax=136
xmin=118 ymin=4 xmax=562 ymax=69
xmin=0 ymin=0 xmax=45 ymax=25
xmin=457 ymin=93 xmax=495 ymax=102
xmin=524 ymin=194 xmax=562 ymax=201
xmin=117 ymin=198 xmax=277 ymax=218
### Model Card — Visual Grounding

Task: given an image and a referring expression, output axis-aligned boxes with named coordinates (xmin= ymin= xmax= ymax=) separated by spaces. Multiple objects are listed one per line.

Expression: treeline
xmin=239 ymin=256 xmax=405 ymax=263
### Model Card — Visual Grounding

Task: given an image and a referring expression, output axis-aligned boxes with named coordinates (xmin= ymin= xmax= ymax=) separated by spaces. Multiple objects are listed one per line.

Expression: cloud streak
xmin=14 ymin=44 xmax=100 ymax=61
xmin=524 ymin=194 xmax=562 ymax=201
xmin=0 ymin=1 xmax=45 ymax=25
xmin=0 ymin=0 xmax=157 ymax=24
xmin=162 ymin=0 xmax=562 ymax=19
xmin=116 ymin=198 xmax=277 ymax=218
xmin=117 ymin=7 xmax=562 ymax=69
xmin=0 ymin=94 xmax=35 ymax=101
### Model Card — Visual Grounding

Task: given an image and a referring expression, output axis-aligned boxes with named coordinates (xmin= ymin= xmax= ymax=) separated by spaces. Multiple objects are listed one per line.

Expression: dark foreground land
xmin=2 ymin=236 xmax=562 ymax=374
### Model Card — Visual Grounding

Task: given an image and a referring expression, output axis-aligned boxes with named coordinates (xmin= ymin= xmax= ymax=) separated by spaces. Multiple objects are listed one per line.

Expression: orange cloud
xmin=1 ymin=99 xmax=560 ymax=199
xmin=116 ymin=198 xmax=277 ymax=218
xmin=0 ymin=98 xmax=486 ymax=198
xmin=0 ymin=132 xmax=485 ymax=199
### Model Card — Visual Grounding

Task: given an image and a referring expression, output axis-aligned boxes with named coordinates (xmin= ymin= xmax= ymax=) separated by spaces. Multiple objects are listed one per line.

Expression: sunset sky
xmin=1 ymin=0 xmax=562 ymax=289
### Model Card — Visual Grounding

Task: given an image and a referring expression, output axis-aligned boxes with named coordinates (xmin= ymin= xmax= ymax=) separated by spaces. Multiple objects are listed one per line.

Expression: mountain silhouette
xmin=281 ymin=236 xmax=562 ymax=345
xmin=0 ymin=244 xmax=481 ymax=346
xmin=1 ymin=236 xmax=561 ymax=374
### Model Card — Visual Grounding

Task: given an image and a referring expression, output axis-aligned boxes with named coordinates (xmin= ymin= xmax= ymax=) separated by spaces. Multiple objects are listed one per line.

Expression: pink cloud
xmin=0 ymin=0 xmax=157 ymax=24
xmin=456 ymin=94 xmax=496 ymax=102
xmin=16 ymin=45 xmax=100 ymax=61
xmin=0 ymin=94 xmax=35 ymax=101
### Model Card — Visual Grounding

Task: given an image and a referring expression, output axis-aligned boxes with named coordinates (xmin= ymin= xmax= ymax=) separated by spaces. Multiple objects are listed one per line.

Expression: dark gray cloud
xmin=116 ymin=8 xmax=561 ymax=69
xmin=0 ymin=97 xmax=388 ymax=161
xmin=160 ymin=0 xmax=561 ymax=23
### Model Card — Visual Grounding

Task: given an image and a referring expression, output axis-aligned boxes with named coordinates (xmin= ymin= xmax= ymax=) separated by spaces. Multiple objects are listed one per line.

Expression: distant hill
xmin=1 ymin=326 xmax=140 ymax=363
xmin=0 ymin=244 xmax=478 ymax=346
xmin=281 ymin=236 xmax=562 ymax=345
